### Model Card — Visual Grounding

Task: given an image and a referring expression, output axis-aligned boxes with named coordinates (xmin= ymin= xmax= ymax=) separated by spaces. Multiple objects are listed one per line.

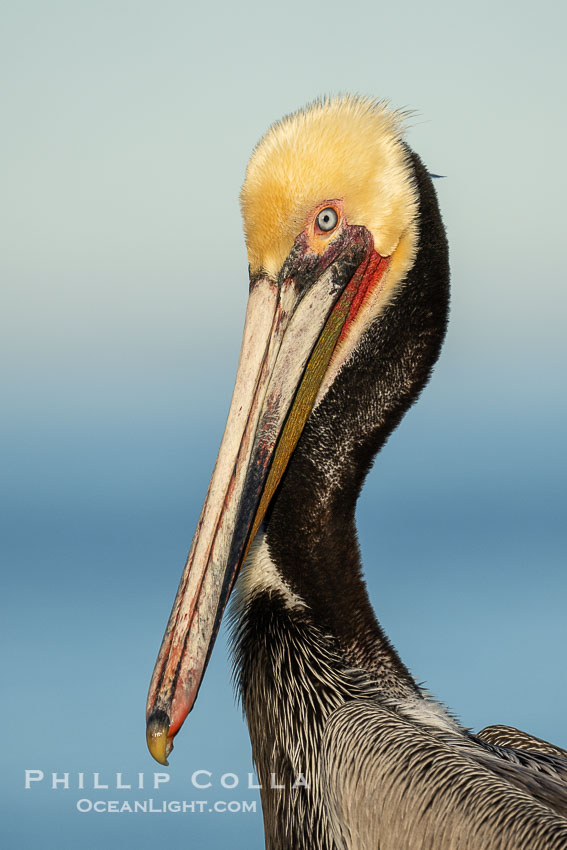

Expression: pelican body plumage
xmin=145 ymin=96 xmax=567 ymax=849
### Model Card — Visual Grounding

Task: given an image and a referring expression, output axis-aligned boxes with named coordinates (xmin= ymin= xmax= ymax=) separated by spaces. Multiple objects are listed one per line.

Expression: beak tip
xmin=146 ymin=709 xmax=173 ymax=766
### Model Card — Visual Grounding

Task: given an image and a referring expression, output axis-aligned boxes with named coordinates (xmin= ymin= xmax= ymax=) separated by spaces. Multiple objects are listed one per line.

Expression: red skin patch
xmin=338 ymin=251 xmax=390 ymax=345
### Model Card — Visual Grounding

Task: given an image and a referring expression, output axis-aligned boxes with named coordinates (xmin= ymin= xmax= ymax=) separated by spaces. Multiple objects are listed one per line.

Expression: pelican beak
xmin=146 ymin=223 xmax=390 ymax=764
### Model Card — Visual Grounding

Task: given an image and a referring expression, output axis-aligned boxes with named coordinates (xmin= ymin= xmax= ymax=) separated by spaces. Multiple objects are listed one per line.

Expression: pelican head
xmin=146 ymin=95 xmax=449 ymax=764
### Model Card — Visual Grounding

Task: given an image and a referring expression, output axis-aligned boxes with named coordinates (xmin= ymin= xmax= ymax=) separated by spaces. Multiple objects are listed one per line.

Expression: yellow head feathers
xmin=240 ymin=96 xmax=419 ymax=278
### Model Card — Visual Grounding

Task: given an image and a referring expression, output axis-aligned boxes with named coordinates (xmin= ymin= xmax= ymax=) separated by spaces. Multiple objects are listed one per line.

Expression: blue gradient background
xmin=2 ymin=1 xmax=566 ymax=847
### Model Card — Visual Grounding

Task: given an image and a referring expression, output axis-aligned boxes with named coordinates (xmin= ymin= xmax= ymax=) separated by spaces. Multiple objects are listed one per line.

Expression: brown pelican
xmin=146 ymin=96 xmax=567 ymax=848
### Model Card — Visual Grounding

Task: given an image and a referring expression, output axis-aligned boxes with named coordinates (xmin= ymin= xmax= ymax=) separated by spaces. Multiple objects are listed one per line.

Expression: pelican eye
xmin=316 ymin=207 xmax=338 ymax=232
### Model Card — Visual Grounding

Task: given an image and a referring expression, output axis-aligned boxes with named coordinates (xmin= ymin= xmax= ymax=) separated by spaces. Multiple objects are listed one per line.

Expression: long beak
xmin=146 ymin=226 xmax=390 ymax=764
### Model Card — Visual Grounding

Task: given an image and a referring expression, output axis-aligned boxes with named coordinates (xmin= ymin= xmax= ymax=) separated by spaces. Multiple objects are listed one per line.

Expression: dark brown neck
xmin=263 ymin=150 xmax=450 ymax=689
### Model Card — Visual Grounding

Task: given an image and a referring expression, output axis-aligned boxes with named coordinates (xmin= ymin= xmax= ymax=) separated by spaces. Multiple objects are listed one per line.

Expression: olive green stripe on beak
xmin=245 ymin=284 xmax=354 ymax=553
